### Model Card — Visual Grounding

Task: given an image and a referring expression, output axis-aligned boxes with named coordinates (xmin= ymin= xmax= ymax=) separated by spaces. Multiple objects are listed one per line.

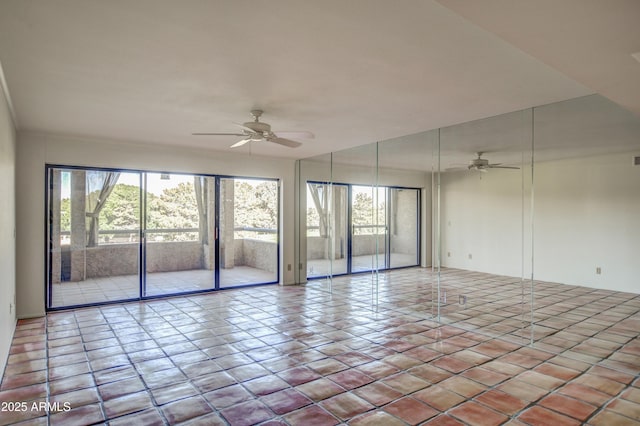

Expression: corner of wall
xmin=0 ymin=61 xmax=18 ymax=380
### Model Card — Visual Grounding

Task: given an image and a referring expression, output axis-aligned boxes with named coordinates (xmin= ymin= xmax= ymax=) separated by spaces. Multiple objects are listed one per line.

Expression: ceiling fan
xmin=449 ymin=152 xmax=520 ymax=172
xmin=192 ymin=110 xmax=313 ymax=148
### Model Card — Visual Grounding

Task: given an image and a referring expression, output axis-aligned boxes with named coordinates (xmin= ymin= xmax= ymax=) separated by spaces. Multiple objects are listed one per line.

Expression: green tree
xmin=146 ymin=182 xmax=198 ymax=241
xmin=233 ymin=180 xmax=278 ymax=239
xmin=60 ymin=198 xmax=71 ymax=231
xmin=86 ymin=178 xmax=280 ymax=243
xmin=307 ymin=206 xmax=320 ymax=236
xmin=147 ymin=182 xmax=198 ymax=230
xmin=352 ymin=192 xmax=385 ymax=235
xmin=99 ymin=184 xmax=142 ymax=230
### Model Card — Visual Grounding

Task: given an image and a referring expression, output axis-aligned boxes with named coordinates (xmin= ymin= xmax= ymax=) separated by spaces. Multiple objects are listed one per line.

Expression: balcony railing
xmin=307 ymin=224 xmax=388 ymax=237
xmin=59 ymin=226 xmax=277 ymax=245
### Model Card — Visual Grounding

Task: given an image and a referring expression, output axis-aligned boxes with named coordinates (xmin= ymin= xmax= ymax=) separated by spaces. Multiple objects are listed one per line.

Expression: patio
xmin=51 ymin=267 xmax=276 ymax=308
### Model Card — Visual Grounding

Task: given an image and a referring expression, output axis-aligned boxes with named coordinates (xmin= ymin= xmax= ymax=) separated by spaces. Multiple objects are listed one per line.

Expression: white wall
xmin=16 ymin=132 xmax=297 ymax=318
xmin=533 ymin=153 xmax=640 ymax=293
xmin=440 ymin=168 xmax=528 ymax=278
xmin=440 ymin=152 xmax=640 ymax=294
xmin=0 ymin=80 xmax=17 ymax=375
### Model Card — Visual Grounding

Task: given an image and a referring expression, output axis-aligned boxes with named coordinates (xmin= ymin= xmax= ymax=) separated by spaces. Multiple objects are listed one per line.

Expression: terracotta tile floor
xmin=1 ymin=267 xmax=639 ymax=425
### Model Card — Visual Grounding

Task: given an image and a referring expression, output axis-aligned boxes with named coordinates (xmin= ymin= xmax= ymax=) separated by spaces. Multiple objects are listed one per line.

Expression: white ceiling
xmin=374 ymin=94 xmax=640 ymax=171
xmin=437 ymin=0 xmax=640 ymax=120
xmin=0 ymin=1 xmax=637 ymax=160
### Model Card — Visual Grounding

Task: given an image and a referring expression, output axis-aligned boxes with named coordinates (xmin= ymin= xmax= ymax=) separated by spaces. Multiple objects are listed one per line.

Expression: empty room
xmin=0 ymin=1 xmax=639 ymax=425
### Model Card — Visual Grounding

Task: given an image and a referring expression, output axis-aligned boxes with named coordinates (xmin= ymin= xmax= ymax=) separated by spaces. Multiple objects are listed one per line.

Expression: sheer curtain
xmin=85 ymin=171 xmax=120 ymax=247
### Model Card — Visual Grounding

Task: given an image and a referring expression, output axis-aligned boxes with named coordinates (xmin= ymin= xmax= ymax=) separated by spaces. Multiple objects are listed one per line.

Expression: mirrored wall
xmin=297 ymin=94 xmax=640 ymax=348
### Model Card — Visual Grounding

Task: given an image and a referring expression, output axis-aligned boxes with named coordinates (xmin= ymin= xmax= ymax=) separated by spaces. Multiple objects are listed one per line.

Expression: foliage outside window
xmin=59 ymin=174 xmax=279 ymax=245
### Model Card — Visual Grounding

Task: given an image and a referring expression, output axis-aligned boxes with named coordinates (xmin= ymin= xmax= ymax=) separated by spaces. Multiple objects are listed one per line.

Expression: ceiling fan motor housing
xmin=243 ymin=121 xmax=271 ymax=134
xmin=469 ymin=158 xmax=489 ymax=168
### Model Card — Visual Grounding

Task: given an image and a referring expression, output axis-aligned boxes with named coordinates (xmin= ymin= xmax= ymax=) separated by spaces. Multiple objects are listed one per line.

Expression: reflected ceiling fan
xmin=192 ymin=109 xmax=313 ymax=148
xmin=449 ymin=152 xmax=520 ymax=172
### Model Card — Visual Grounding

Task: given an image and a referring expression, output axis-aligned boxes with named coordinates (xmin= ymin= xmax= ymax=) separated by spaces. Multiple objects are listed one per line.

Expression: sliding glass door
xmin=351 ymin=185 xmax=387 ymax=272
xmin=47 ymin=168 xmax=142 ymax=308
xmin=47 ymin=167 xmax=280 ymax=309
xmin=388 ymin=187 xmax=420 ymax=268
xmin=306 ymin=182 xmax=348 ymax=278
xmin=218 ymin=177 xmax=279 ymax=288
xmin=219 ymin=178 xmax=279 ymax=288
xmin=305 ymin=182 xmax=419 ymax=279
xmin=144 ymin=173 xmax=216 ymax=297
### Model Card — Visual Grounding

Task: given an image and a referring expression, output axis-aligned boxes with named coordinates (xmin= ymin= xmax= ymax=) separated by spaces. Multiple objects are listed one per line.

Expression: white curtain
xmin=86 ymin=171 xmax=120 ymax=247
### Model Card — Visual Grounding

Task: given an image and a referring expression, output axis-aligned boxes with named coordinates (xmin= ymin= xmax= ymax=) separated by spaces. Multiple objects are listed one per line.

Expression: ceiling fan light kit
xmin=193 ymin=109 xmax=313 ymax=149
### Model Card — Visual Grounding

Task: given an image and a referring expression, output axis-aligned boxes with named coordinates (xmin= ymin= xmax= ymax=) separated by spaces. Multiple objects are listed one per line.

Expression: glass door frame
xmin=305 ymin=180 xmax=421 ymax=280
xmin=217 ymin=175 xmax=281 ymax=289
xmin=305 ymin=181 xmax=349 ymax=279
xmin=45 ymin=165 xmax=144 ymax=310
xmin=45 ymin=164 xmax=281 ymax=311
xmin=386 ymin=186 xmax=421 ymax=270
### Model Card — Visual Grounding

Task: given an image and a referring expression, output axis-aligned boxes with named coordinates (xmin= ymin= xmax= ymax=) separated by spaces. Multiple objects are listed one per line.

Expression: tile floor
xmin=52 ymin=252 xmax=411 ymax=308
xmin=307 ymin=253 xmax=417 ymax=278
xmin=2 ymin=267 xmax=639 ymax=425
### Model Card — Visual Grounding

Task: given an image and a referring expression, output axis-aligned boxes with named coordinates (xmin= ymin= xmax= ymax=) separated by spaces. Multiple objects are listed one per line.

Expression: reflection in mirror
xmin=438 ymin=109 xmax=533 ymax=344
xmin=298 ymin=153 xmax=333 ymax=290
xmin=378 ymin=132 xmax=437 ymax=269
xmin=387 ymin=187 xmax=420 ymax=268
xmin=350 ymin=184 xmax=386 ymax=273
xmin=526 ymin=94 xmax=640 ymax=351
xmin=296 ymin=93 xmax=640 ymax=351
xmin=378 ymin=130 xmax=438 ymax=314
xmin=331 ymin=142 xmax=379 ymax=298
xmin=306 ymin=181 xmax=348 ymax=278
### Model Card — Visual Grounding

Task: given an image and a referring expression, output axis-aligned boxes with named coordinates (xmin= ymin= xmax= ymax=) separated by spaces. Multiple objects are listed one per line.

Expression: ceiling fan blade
xmin=274 ymin=131 xmax=315 ymax=139
xmin=230 ymin=138 xmax=252 ymax=148
xmin=488 ymin=165 xmax=520 ymax=169
xmin=268 ymin=137 xmax=302 ymax=148
xmin=444 ymin=167 xmax=467 ymax=172
xmin=192 ymin=132 xmax=246 ymax=136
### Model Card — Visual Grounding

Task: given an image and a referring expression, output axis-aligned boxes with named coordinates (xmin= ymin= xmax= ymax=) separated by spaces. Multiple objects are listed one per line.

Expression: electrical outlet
xmin=459 ymin=295 xmax=467 ymax=305
xmin=596 ymin=267 xmax=601 ymax=275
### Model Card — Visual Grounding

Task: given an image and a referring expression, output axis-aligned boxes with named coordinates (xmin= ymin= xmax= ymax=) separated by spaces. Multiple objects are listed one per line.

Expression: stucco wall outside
xmin=233 ymin=239 xmax=278 ymax=273
xmin=54 ymin=239 xmax=278 ymax=280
